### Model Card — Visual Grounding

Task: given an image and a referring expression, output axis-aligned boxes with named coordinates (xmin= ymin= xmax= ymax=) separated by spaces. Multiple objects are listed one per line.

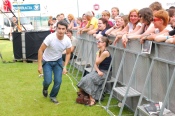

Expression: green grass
xmin=0 ymin=40 xmax=133 ymax=116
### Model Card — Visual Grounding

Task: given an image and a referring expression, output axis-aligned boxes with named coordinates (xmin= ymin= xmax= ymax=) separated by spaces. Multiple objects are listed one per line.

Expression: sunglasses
xmin=153 ymin=18 xmax=161 ymax=22
xmin=97 ymin=40 xmax=104 ymax=43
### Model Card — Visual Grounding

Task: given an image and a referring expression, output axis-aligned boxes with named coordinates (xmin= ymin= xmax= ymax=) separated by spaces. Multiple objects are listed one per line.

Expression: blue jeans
xmin=42 ymin=58 xmax=63 ymax=98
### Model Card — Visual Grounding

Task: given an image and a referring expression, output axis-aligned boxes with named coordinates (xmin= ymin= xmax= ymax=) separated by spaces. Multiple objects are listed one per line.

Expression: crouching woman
xmin=77 ymin=36 xmax=112 ymax=106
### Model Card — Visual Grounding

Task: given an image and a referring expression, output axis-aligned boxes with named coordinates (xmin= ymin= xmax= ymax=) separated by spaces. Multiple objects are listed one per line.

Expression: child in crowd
xmin=72 ymin=17 xmax=82 ymax=30
xmin=105 ymin=15 xmax=128 ymax=36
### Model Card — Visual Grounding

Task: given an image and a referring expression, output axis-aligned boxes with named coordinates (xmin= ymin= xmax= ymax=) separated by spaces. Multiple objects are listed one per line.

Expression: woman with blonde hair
xmin=121 ymin=15 xmax=129 ymax=29
xmin=113 ymin=9 xmax=141 ymax=44
xmin=67 ymin=14 xmax=77 ymax=29
xmin=105 ymin=15 xmax=128 ymax=36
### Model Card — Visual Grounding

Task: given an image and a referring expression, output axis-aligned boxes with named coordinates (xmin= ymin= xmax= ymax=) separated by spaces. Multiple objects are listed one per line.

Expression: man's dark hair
xmin=67 ymin=29 xmax=73 ymax=34
xmin=167 ymin=9 xmax=175 ymax=17
xmin=56 ymin=20 xmax=68 ymax=29
xmin=169 ymin=6 xmax=175 ymax=10
xmin=52 ymin=18 xmax=56 ymax=20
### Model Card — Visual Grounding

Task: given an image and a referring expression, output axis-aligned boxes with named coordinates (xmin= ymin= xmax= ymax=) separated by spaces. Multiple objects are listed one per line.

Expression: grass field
xmin=0 ymin=39 xmax=133 ymax=116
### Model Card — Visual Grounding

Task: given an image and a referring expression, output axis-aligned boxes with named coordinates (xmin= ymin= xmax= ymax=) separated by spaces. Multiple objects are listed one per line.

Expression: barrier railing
xmin=71 ymin=32 xmax=175 ymax=116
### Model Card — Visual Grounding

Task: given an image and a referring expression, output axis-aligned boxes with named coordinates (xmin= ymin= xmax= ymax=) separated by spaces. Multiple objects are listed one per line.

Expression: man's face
xmin=111 ymin=8 xmax=118 ymax=18
xmin=66 ymin=32 xmax=72 ymax=38
xmin=60 ymin=15 xmax=65 ymax=20
xmin=56 ymin=24 xmax=67 ymax=37
xmin=53 ymin=20 xmax=56 ymax=24
xmin=170 ymin=15 xmax=175 ymax=25
xmin=12 ymin=17 xmax=17 ymax=22
xmin=57 ymin=16 xmax=61 ymax=21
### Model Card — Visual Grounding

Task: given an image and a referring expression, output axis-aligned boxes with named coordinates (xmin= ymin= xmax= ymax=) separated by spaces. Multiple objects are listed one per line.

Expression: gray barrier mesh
xmin=126 ymin=39 xmax=141 ymax=53
xmin=113 ymin=48 xmax=124 ymax=83
xmin=76 ymin=34 xmax=175 ymax=113
xmin=135 ymin=56 xmax=150 ymax=93
xmin=151 ymin=61 xmax=168 ymax=102
xmin=123 ymin=52 xmax=136 ymax=85
xmin=169 ymin=74 xmax=175 ymax=113
xmin=157 ymin=43 xmax=175 ymax=62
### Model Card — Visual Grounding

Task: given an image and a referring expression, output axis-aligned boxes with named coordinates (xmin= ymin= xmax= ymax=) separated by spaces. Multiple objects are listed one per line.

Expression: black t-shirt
xmin=169 ymin=29 xmax=175 ymax=36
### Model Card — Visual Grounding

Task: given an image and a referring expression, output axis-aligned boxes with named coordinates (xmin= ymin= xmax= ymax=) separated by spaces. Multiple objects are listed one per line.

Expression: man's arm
xmin=38 ymin=43 xmax=47 ymax=74
xmin=63 ymin=47 xmax=71 ymax=74
xmin=71 ymin=46 xmax=75 ymax=53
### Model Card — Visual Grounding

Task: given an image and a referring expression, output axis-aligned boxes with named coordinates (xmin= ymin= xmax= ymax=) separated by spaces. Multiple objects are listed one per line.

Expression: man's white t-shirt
xmin=43 ymin=32 xmax=72 ymax=61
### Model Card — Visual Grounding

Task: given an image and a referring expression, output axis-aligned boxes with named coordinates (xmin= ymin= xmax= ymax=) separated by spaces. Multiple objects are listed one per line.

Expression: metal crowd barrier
xmin=70 ymin=32 xmax=175 ymax=116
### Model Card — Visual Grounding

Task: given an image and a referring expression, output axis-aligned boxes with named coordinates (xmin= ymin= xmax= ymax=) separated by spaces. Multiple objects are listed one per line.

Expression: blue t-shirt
xmin=73 ymin=20 xmax=77 ymax=27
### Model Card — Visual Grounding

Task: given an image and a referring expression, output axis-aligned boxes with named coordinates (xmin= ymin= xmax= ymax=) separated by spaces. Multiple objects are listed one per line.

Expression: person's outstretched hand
xmin=63 ymin=68 xmax=68 ymax=74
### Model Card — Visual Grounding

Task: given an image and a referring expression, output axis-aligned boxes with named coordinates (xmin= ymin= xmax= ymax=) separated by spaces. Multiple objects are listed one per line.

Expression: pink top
xmin=81 ymin=21 xmax=88 ymax=28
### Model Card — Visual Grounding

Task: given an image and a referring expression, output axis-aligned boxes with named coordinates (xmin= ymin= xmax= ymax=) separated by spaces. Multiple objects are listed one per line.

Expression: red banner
xmin=2 ymin=0 xmax=12 ymax=12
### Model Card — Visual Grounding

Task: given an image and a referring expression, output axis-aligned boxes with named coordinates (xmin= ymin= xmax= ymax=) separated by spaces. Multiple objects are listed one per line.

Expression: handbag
xmin=76 ymin=92 xmax=85 ymax=104
xmin=76 ymin=91 xmax=90 ymax=105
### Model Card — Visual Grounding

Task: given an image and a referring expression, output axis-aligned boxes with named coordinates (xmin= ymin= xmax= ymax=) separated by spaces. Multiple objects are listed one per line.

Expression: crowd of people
xmin=48 ymin=2 xmax=175 ymax=46
xmin=40 ymin=1 xmax=175 ymax=105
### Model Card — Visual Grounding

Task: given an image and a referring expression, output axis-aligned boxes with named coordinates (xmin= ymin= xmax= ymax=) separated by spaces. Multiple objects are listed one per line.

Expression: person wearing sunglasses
xmin=152 ymin=9 xmax=175 ymax=44
xmin=77 ymin=36 xmax=111 ymax=106
xmin=140 ymin=10 xmax=171 ymax=43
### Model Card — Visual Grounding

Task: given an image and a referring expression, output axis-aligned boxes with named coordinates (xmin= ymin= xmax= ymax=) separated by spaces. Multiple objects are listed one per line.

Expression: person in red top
xmin=80 ymin=14 xmax=88 ymax=28
xmin=102 ymin=10 xmax=114 ymax=28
